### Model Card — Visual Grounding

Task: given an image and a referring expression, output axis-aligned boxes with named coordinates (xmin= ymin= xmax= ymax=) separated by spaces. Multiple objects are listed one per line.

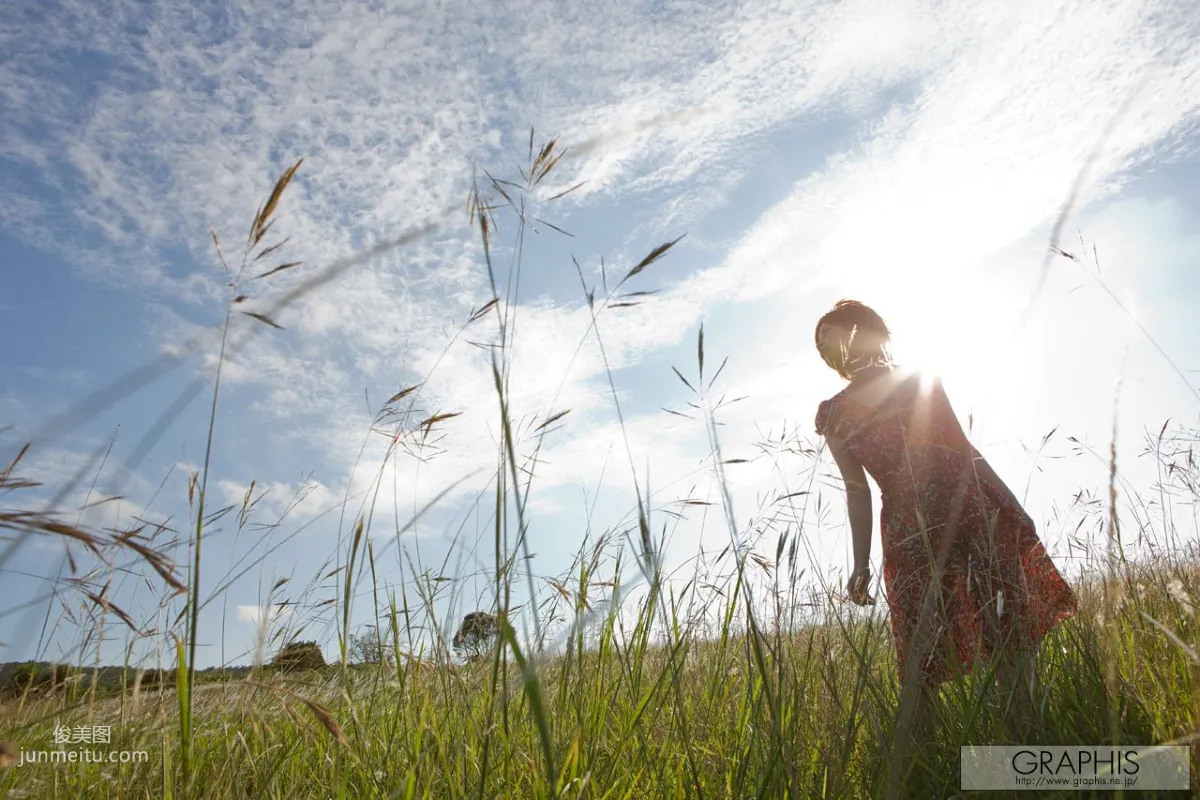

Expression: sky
xmin=2 ymin=0 xmax=1200 ymax=669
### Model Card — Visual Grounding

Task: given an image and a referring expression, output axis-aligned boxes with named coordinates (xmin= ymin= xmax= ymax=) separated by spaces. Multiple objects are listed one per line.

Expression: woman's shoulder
xmin=816 ymin=368 xmax=927 ymax=436
xmin=815 ymin=393 xmax=844 ymax=436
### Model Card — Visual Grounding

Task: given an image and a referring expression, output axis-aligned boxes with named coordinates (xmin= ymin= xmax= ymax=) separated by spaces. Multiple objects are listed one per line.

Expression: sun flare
xmin=872 ymin=266 xmax=1039 ymax=437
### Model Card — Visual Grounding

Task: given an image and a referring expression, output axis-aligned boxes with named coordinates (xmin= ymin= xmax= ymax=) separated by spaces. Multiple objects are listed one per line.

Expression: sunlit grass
xmin=2 ymin=562 xmax=1199 ymax=798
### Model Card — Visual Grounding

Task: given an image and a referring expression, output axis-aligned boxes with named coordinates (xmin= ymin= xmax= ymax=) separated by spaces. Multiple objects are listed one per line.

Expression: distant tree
xmin=348 ymin=625 xmax=391 ymax=665
xmin=452 ymin=611 xmax=500 ymax=663
xmin=271 ymin=641 xmax=326 ymax=672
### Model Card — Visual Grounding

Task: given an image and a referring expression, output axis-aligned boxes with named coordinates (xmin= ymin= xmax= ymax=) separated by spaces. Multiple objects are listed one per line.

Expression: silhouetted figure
xmin=813 ymin=300 xmax=1077 ymax=793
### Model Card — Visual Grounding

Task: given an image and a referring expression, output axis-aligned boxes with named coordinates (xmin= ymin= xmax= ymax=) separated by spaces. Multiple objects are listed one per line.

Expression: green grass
xmin=1 ymin=568 xmax=1198 ymax=798
xmin=1 ymin=136 xmax=1198 ymax=799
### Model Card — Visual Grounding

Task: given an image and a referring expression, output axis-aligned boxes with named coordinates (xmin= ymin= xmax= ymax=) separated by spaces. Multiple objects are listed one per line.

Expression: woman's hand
xmin=847 ymin=566 xmax=876 ymax=606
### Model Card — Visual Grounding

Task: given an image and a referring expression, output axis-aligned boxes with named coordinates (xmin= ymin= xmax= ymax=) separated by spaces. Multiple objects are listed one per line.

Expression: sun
xmin=874 ymin=266 xmax=1039 ymax=435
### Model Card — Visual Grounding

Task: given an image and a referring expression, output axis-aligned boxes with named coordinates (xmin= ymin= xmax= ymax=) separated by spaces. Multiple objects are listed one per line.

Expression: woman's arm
xmin=827 ymin=436 xmax=875 ymax=602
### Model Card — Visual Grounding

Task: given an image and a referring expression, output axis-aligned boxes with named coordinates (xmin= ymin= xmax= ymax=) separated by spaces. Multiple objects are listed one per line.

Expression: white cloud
xmin=217 ymin=478 xmax=333 ymax=524
xmin=236 ymin=603 xmax=293 ymax=627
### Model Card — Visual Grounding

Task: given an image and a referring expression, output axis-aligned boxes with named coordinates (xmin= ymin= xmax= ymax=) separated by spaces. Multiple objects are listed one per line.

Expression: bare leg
xmin=886 ymin=611 xmax=942 ymax=798
xmin=885 ymin=545 xmax=954 ymax=796
xmin=994 ymin=643 xmax=1039 ymax=743
xmin=886 ymin=673 xmax=938 ymax=798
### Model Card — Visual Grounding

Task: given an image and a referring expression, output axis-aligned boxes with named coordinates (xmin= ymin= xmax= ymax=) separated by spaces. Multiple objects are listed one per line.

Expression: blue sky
xmin=2 ymin=0 xmax=1200 ymax=669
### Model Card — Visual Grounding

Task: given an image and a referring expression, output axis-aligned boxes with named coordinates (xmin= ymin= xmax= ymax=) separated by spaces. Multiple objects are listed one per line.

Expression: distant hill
xmin=0 ymin=661 xmax=255 ymax=700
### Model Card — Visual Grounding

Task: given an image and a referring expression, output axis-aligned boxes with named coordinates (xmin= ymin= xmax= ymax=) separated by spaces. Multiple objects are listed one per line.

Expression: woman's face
xmin=817 ymin=323 xmax=853 ymax=372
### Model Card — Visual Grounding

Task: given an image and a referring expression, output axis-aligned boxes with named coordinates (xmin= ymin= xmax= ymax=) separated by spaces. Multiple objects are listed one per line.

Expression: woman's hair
xmin=814 ymin=300 xmax=892 ymax=378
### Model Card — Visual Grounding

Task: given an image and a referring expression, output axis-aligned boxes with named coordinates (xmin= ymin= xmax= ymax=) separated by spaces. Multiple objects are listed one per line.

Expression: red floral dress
xmin=816 ymin=370 xmax=1077 ymax=685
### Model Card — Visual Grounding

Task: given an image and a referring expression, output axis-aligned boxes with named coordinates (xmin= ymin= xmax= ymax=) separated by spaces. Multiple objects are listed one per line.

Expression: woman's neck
xmin=846 ymin=355 xmax=892 ymax=380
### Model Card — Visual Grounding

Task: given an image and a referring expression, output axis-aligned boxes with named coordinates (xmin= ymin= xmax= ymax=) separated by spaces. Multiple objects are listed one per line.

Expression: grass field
xmin=2 ymin=142 xmax=1198 ymax=799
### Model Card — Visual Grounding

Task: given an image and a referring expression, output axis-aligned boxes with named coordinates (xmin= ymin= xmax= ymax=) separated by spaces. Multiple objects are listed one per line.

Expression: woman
xmin=813 ymin=300 xmax=1077 ymax=780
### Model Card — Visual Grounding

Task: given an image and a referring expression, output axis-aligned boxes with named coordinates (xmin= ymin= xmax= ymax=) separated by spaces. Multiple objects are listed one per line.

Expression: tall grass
xmin=1 ymin=136 xmax=1198 ymax=799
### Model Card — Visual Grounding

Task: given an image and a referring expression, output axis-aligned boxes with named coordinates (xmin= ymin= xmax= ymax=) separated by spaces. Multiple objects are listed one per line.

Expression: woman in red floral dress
xmin=813 ymin=300 xmax=1077 ymax=774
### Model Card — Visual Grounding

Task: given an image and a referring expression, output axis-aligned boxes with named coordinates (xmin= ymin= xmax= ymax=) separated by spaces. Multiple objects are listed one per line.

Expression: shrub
xmin=453 ymin=612 xmax=500 ymax=663
xmin=271 ymin=641 xmax=326 ymax=673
